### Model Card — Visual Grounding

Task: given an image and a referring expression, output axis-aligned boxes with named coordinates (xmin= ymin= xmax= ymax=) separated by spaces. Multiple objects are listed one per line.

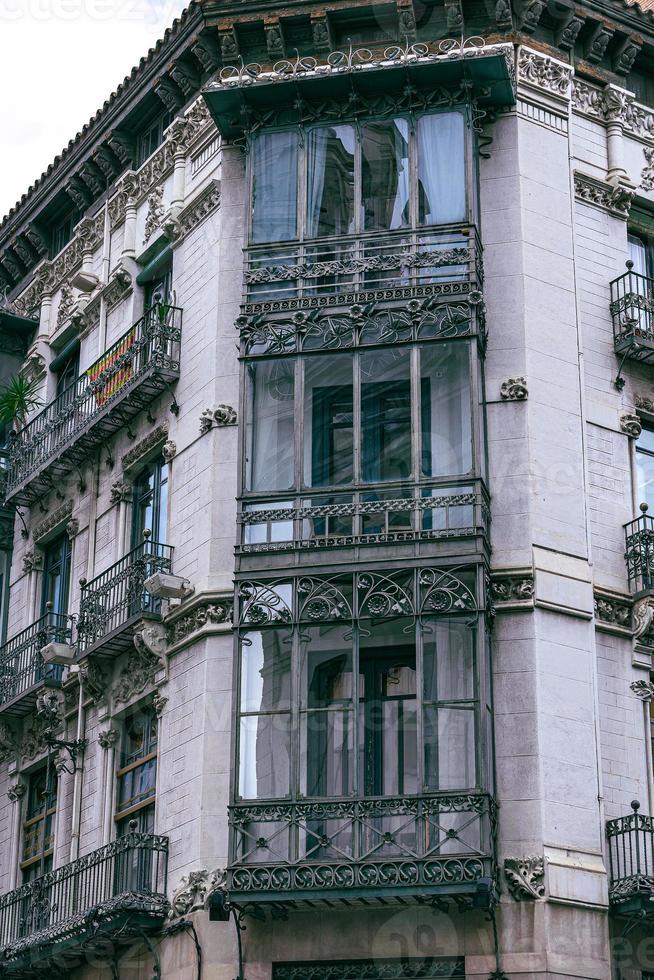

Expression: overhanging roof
xmin=203 ymin=42 xmax=516 ymax=140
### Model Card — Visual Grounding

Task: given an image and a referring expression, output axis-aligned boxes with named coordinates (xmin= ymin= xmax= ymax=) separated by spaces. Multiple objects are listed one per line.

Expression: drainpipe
xmin=69 ymin=671 xmax=86 ymax=861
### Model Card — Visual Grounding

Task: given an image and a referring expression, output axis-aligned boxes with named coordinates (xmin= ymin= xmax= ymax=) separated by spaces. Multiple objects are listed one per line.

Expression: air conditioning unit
xmin=144 ymin=572 xmax=193 ymax=600
xmin=41 ymin=642 xmax=76 ymax=665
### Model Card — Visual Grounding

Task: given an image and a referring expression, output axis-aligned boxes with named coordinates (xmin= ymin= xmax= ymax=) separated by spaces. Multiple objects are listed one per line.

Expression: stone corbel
xmin=264 ymin=18 xmax=285 ymax=58
xmin=170 ymin=868 xmax=226 ymax=918
xmin=631 ymin=678 xmax=654 ymax=700
xmin=199 ymin=404 xmax=237 ymax=433
xmin=311 ymin=13 xmax=332 ymax=51
xmin=500 ymin=377 xmax=528 ymax=401
xmin=517 ymin=0 xmax=546 ymax=34
xmin=22 ymin=548 xmax=43 ymax=574
xmin=612 ymin=36 xmax=642 ymax=77
xmin=397 ymin=0 xmax=417 ymax=41
xmin=110 ymin=479 xmax=133 ymax=504
xmin=98 ymin=728 xmax=120 ymax=749
xmin=620 ymin=412 xmax=642 ymax=439
xmin=633 ymin=597 xmax=654 ymax=640
xmin=585 ymin=22 xmax=614 ymax=64
xmin=556 ymin=13 xmax=584 ymax=51
xmin=7 ymin=780 xmax=26 ymax=803
xmin=504 ymin=856 xmax=545 ymax=900
xmin=218 ymin=26 xmax=239 ymax=64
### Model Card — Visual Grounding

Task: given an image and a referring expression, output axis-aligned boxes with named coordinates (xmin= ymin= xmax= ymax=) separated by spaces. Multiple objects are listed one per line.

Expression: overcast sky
xmin=0 ymin=0 xmax=188 ymax=221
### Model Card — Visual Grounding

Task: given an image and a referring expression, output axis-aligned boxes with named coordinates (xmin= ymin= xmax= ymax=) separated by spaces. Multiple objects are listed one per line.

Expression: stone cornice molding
xmin=121 ymin=423 xmax=169 ymax=472
xmin=574 ymin=171 xmax=634 ymax=218
xmin=516 ymin=46 xmax=573 ymax=105
xmin=572 ymin=77 xmax=654 ymax=144
xmin=169 ymin=180 xmax=221 ymax=247
xmin=31 ymin=501 xmax=74 ymax=543
xmin=594 ymin=588 xmax=633 ymax=635
xmin=489 ymin=568 xmax=534 ymax=610
xmin=165 ymin=591 xmax=233 ymax=651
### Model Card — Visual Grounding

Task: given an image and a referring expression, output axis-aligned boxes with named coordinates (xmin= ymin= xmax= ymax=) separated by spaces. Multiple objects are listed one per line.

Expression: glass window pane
xmin=359 ymin=618 xmax=417 ymax=796
xmin=361 ymin=119 xmax=410 ymax=231
xmin=240 ymin=630 xmax=292 ymax=713
xmin=239 ymin=714 xmax=291 ymax=799
xmin=637 ymin=446 xmax=654 ymax=512
xmin=300 ymin=625 xmax=353 ymax=707
xmin=423 ymin=618 xmax=475 ymax=702
xmin=424 ymin=705 xmax=476 ymax=790
xmin=251 ymin=132 xmax=298 ymax=243
xmin=307 ymin=125 xmax=356 ymax=238
xmin=361 ymin=349 xmax=412 ymax=483
xmin=245 ymin=360 xmax=295 ymax=492
xmin=300 ymin=709 xmax=354 ymax=797
xmin=417 ymin=112 xmax=466 ymax=226
xmin=303 ymin=355 xmax=354 ymax=487
xmin=629 ymin=233 xmax=648 ymax=276
xmin=420 ymin=342 xmax=472 ymax=477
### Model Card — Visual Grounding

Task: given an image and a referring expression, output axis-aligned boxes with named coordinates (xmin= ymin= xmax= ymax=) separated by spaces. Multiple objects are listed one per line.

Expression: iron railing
xmin=624 ymin=508 xmax=654 ymax=595
xmin=240 ymin=480 xmax=490 ymax=553
xmin=0 ymin=612 xmax=72 ymax=712
xmin=244 ymin=225 xmax=483 ymax=305
xmin=228 ymin=792 xmax=496 ymax=903
xmin=607 ymin=801 xmax=654 ymax=907
xmin=77 ymin=539 xmax=173 ymax=654
xmin=0 ymin=831 xmax=168 ymax=961
xmin=4 ymin=305 xmax=182 ymax=502
xmin=610 ymin=264 xmax=654 ymax=361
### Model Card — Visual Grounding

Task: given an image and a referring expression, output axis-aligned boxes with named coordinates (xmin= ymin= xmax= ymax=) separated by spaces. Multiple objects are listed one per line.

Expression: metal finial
xmin=143 ymin=528 xmax=151 ymax=540
xmin=129 ymin=818 xmax=138 ymax=832
xmin=46 ymin=600 xmax=53 ymax=611
xmin=626 ymin=259 xmax=634 ymax=271
xmin=641 ymin=502 xmax=649 ymax=514
xmin=632 ymin=800 xmax=641 ymax=812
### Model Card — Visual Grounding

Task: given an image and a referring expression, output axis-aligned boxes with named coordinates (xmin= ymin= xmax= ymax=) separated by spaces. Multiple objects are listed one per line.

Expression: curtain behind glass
xmin=420 ymin=342 xmax=472 ymax=478
xmin=251 ymin=132 xmax=298 ymax=243
xmin=417 ymin=112 xmax=466 ymax=226
xmin=361 ymin=119 xmax=410 ymax=231
xmin=307 ymin=125 xmax=356 ymax=238
xmin=246 ymin=360 xmax=295 ymax=491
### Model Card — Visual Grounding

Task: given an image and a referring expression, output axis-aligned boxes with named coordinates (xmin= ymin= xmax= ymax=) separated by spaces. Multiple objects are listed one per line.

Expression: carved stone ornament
xmin=7 ymin=781 xmax=26 ymax=802
xmin=641 ymin=147 xmax=654 ymax=193
xmin=173 ymin=180 xmax=220 ymax=243
xmin=22 ymin=549 xmax=43 ymax=574
xmin=161 ymin=440 xmax=177 ymax=462
xmin=500 ymin=377 xmax=528 ymax=401
xmin=113 ymin=623 xmax=168 ymax=705
xmin=630 ymin=679 xmax=654 ymax=701
xmin=21 ymin=711 xmax=62 ymax=761
xmin=153 ymin=692 xmax=168 ymax=716
xmin=36 ymin=689 xmax=64 ymax=723
xmin=517 ymin=48 xmax=572 ymax=99
xmin=0 ymin=720 xmax=18 ymax=763
xmin=199 ymin=404 xmax=237 ymax=433
xmin=98 ymin=728 xmax=120 ymax=749
xmin=65 ymin=517 xmax=79 ymax=540
xmin=489 ymin=572 xmax=534 ymax=606
xmin=22 ymin=350 xmax=46 ymax=386
xmin=633 ymin=597 xmax=654 ymax=639
xmin=143 ymin=186 xmax=166 ymax=244
xmin=169 ymin=868 xmax=226 ymax=918
xmin=504 ymin=856 xmax=545 ymax=900
xmin=56 ymin=283 xmax=75 ymax=328
xmin=122 ymin=424 xmax=169 ymax=471
xmin=167 ymin=597 xmax=234 ymax=646
xmin=78 ymin=660 xmax=108 ymax=705
xmin=620 ymin=413 xmax=642 ymax=439
xmin=110 ymin=480 xmax=133 ymax=504
xmin=32 ymin=501 xmax=73 ymax=542
xmin=594 ymin=591 xmax=632 ymax=631
xmin=574 ymin=172 xmax=634 ymax=219
xmin=635 ymin=393 xmax=654 ymax=416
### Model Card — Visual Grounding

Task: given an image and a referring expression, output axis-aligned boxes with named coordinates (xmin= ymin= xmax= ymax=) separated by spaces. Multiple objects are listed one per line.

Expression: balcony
xmin=77 ymin=538 xmax=173 ymax=658
xmin=0 ymin=830 xmax=168 ymax=976
xmin=607 ymin=802 xmax=654 ymax=915
xmin=0 ymin=613 xmax=72 ymax=718
xmin=624 ymin=508 xmax=654 ymax=597
xmin=3 ymin=305 xmax=182 ymax=507
xmin=610 ymin=264 xmax=654 ymax=366
xmin=0 ymin=450 xmax=13 ymax=550
xmin=227 ymin=792 xmax=496 ymax=909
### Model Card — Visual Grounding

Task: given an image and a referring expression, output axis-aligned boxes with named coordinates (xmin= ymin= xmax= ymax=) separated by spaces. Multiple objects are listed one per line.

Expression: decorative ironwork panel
xmin=273 ymin=958 xmax=465 ymax=980
xmin=0 ymin=832 xmax=168 ymax=959
xmin=0 ymin=613 xmax=71 ymax=711
xmin=77 ymin=540 xmax=173 ymax=653
xmin=228 ymin=793 xmax=495 ymax=900
xmin=610 ymin=267 xmax=654 ymax=364
xmin=607 ymin=803 xmax=654 ymax=907
xmin=4 ymin=305 xmax=182 ymax=500
xmin=624 ymin=512 xmax=654 ymax=595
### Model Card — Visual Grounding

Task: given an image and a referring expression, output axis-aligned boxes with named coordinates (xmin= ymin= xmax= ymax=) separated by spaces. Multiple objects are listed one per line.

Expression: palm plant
xmin=0 ymin=374 xmax=42 ymax=429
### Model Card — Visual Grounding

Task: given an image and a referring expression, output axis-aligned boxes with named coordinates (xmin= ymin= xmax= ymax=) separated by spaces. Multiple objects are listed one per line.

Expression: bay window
xmin=249 ymin=109 xmax=469 ymax=245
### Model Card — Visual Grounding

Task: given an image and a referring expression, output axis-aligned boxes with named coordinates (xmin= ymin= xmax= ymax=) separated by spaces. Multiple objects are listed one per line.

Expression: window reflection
xmin=251 ymin=131 xmax=299 ymax=243
xmin=306 ymin=125 xmax=356 ymax=238
xmin=361 ymin=118 xmax=410 ymax=231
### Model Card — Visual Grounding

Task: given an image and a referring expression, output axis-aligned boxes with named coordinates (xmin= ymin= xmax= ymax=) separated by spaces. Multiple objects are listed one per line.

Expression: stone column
xmin=7 ymin=780 xmax=26 ymax=889
xmin=121 ymin=174 xmax=138 ymax=260
xmin=605 ymin=85 xmax=634 ymax=187
xmin=98 ymin=728 xmax=119 ymax=844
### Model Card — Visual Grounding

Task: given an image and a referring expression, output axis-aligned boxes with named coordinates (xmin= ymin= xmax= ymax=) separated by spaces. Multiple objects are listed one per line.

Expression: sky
xmin=0 ymin=0 xmax=188 ymax=221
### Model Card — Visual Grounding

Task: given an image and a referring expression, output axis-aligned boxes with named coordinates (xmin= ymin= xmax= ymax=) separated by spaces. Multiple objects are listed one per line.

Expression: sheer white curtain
xmin=306 ymin=128 xmax=329 ymax=239
xmin=417 ymin=112 xmax=466 ymax=226
xmin=251 ymin=131 xmax=298 ymax=243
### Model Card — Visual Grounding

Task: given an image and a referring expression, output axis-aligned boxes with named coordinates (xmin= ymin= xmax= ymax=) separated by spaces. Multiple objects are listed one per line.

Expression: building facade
xmin=1 ymin=0 xmax=654 ymax=977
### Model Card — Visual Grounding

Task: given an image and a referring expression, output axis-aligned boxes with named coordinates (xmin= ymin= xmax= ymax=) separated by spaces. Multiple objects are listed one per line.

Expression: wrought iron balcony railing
xmin=610 ymin=264 xmax=654 ymax=365
xmin=3 ymin=305 xmax=182 ymax=506
xmin=77 ymin=538 xmax=173 ymax=657
xmin=243 ymin=225 xmax=482 ymax=310
xmin=607 ymin=801 xmax=654 ymax=913
xmin=0 ymin=449 xmax=13 ymax=550
xmin=239 ymin=480 xmax=490 ymax=556
xmin=227 ymin=792 xmax=496 ymax=908
xmin=0 ymin=612 xmax=72 ymax=717
xmin=0 ymin=830 xmax=168 ymax=975
xmin=624 ymin=507 xmax=654 ymax=596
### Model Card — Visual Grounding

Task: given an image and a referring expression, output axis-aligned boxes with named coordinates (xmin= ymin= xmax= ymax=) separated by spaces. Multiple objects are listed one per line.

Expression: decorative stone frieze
xmin=161 ymin=440 xmax=177 ymax=462
xmin=110 ymin=480 xmax=133 ymax=504
xmin=504 ymin=856 xmax=545 ymax=899
xmin=574 ymin=172 xmax=634 ymax=219
xmin=620 ymin=413 xmax=642 ymax=439
xmin=170 ymin=180 xmax=221 ymax=245
xmin=641 ymin=147 xmax=654 ymax=192
xmin=7 ymin=781 xmax=26 ymax=802
xmin=22 ymin=549 xmax=43 ymax=574
xmin=169 ymin=868 xmax=225 ymax=918
xmin=98 ymin=728 xmax=120 ymax=749
xmin=0 ymin=721 xmax=17 ymax=763
xmin=500 ymin=377 xmax=528 ymax=401
xmin=571 ymin=80 xmax=654 ymax=143
xmin=200 ymin=404 xmax=237 ymax=433
xmin=166 ymin=595 xmax=233 ymax=647
xmin=32 ymin=501 xmax=73 ymax=542
xmin=121 ymin=424 xmax=169 ymax=472
xmin=517 ymin=48 xmax=572 ymax=100
xmin=489 ymin=571 xmax=534 ymax=608
xmin=635 ymin=393 xmax=654 ymax=415
xmin=143 ymin=186 xmax=166 ymax=244
xmin=56 ymin=283 xmax=75 ymax=328
xmin=594 ymin=590 xmax=632 ymax=633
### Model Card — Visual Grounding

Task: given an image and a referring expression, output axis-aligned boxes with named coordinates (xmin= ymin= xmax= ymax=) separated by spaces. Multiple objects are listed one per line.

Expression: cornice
xmin=574 ymin=170 xmax=635 ymax=217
